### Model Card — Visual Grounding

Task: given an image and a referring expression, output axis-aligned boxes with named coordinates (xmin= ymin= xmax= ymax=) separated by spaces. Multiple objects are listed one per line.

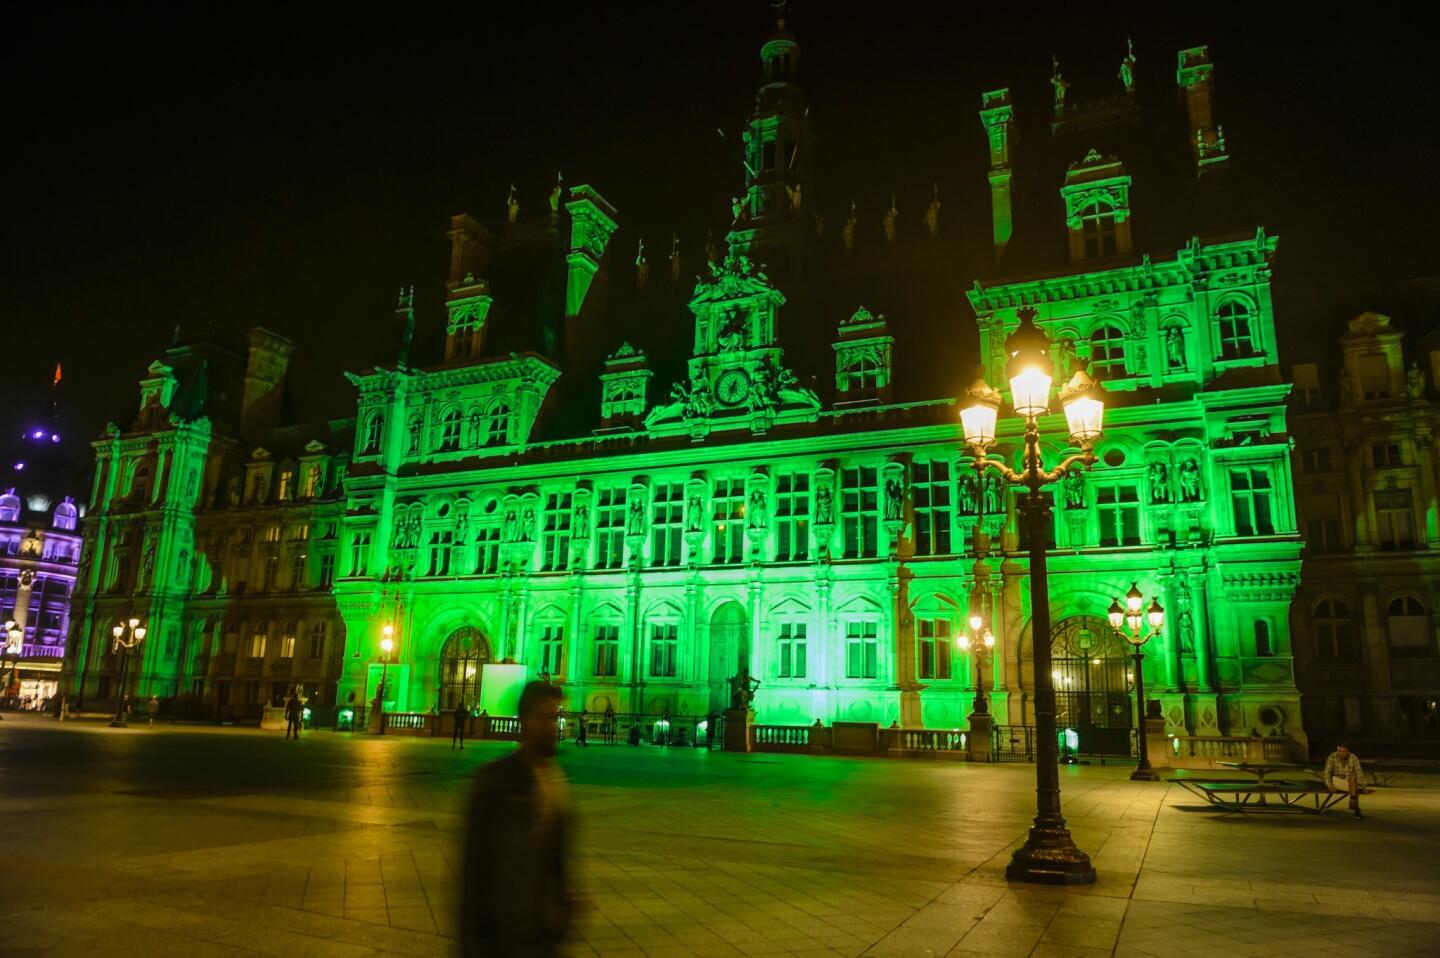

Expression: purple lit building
xmin=0 ymin=397 xmax=87 ymax=708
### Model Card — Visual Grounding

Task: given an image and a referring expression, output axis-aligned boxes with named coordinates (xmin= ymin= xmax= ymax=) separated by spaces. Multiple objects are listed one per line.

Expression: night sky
xmin=6 ymin=5 xmax=1437 ymax=449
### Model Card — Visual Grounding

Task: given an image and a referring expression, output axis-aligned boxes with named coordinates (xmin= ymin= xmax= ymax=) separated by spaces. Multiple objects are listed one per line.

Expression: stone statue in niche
xmin=982 ymin=473 xmax=1003 ymax=516
xmin=748 ymin=489 xmax=767 ymax=529
xmin=227 ymin=477 xmax=240 ymax=507
xmin=1178 ymin=458 xmax=1203 ymax=502
xmin=407 ymin=417 xmax=421 ymax=455
xmin=177 ymin=549 xmax=191 ymax=589
xmin=883 ymin=477 xmax=903 ymax=521
xmin=521 ymin=507 xmax=536 ymax=542
xmin=881 ymin=198 xmax=898 ymax=244
xmin=141 ymin=540 xmax=157 ymax=584
xmin=548 ymin=172 xmax=563 ymax=218
xmin=1063 ymin=469 xmax=1086 ymax=510
xmin=786 ymin=182 xmax=803 ymax=213
xmin=1165 ymin=327 xmax=1187 ymax=369
xmin=1148 ymin=461 xmax=1173 ymax=504
xmin=687 ymin=494 xmax=704 ymax=533
xmin=506 ymin=183 xmax=519 ymax=226
xmin=1179 ymin=608 xmax=1195 ymax=653
xmin=814 ymin=483 xmax=834 ymax=524
xmin=1051 ymin=337 xmax=1077 ymax=380
xmin=669 ymin=234 xmax=682 ymax=282
xmin=957 ymin=472 xmax=978 ymax=515
xmin=626 ymin=498 xmax=645 ymax=535
xmin=717 ymin=309 xmax=745 ymax=350
xmin=731 ymin=195 xmax=746 ymax=223
xmin=572 ymin=505 xmax=589 ymax=540
xmin=1407 ymin=362 xmax=1426 ymax=399
xmin=502 ymin=508 xmax=518 ymax=543
xmin=841 ymin=202 xmax=857 ymax=251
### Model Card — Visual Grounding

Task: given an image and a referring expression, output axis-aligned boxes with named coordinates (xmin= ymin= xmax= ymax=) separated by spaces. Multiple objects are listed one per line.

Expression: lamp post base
xmin=1130 ymin=765 xmax=1161 ymax=782
xmin=1005 ymin=825 xmax=1097 ymax=886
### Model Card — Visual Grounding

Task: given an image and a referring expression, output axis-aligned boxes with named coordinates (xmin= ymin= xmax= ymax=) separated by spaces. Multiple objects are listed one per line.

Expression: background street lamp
xmin=108 ymin=617 xmax=147 ymax=728
xmin=1108 ymin=583 xmax=1165 ymax=782
xmin=960 ymin=306 xmax=1106 ymax=886
xmin=957 ymin=608 xmax=996 ymax=712
xmin=0 ymin=619 xmax=23 ymax=718
xmin=378 ymin=624 xmax=395 ymax=710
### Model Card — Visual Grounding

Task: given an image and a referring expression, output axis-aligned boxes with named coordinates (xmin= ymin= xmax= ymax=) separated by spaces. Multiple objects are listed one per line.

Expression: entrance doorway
xmin=708 ymin=602 xmax=749 ymax=712
xmin=438 ymin=627 xmax=491 ymax=711
xmin=1050 ymin=615 xmax=1132 ymax=756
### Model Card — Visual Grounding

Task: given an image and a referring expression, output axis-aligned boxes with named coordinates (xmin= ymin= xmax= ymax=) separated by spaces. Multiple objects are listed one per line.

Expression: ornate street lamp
xmin=956 ymin=606 xmax=996 ymax=712
xmin=108 ymin=617 xmax=147 ymax=728
xmin=378 ymin=625 xmax=395 ymax=711
xmin=1108 ymin=583 xmax=1165 ymax=782
xmin=0 ymin=619 xmax=23 ymax=719
xmin=960 ymin=307 xmax=1106 ymax=886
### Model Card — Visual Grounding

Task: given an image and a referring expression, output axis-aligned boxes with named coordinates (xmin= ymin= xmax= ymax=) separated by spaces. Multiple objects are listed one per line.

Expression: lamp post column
xmin=1132 ymin=645 xmax=1157 ymax=780
xmin=1005 ymin=485 xmax=1095 ymax=885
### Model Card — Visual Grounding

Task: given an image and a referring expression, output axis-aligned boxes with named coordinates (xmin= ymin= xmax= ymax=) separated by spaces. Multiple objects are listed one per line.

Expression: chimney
xmin=241 ymin=327 xmax=295 ymax=435
xmin=979 ymin=89 xmax=1015 ymax=264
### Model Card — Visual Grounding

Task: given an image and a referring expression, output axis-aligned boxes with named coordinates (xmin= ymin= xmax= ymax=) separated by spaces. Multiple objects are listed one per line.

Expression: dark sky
xmin=5 ymin=4 xmax=1437 ymax=445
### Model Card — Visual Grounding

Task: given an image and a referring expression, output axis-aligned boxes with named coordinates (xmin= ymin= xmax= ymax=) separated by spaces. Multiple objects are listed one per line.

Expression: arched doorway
xmin=709 ymin=602 xmax=749 ymax=712
xmin=438 ymin=627 xmax=491 ymax=711
xmin=1050 ymin=615 xmax=1132 ymax=756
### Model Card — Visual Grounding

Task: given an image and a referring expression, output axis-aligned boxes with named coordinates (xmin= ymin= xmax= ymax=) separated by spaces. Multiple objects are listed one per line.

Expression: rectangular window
xmin=539 ymin=625 xmax=564 ymax=677
xmin=649 ymin=484 xmax=684 ymax=568
xmin=1301 ymin=447 xmax=1332 ymax=473
xmin=1095 ymin=484 xmax=1141 ymax=546
xmin=711 ymin=478 xmax=747 ymax=564
xmin=263 ymin=525 xmax=281 ymax=543
xmin=594 ymin=489 xmax=626 ymax=570
xmin=775 ymin=473 xmax=811 ymax=561
xmin=844 ymin=620 xmax=879 ymax=679
xmin=349 ymin=532 xmax=371 ymax=577
xmin=278 ymin=631 xmax=296 ymax=659
xmin=912 ymin=461 xmax=953 ymax=556
xmin=1375 ymin=488 xmax=1415 ymax=550
xmin=249 ymin=630 xmax=267 ymax=659
xmin=307 ymin=621 xmax=326 ymax=658
xmin=1358 ymin=355 xmax=1391 ymax=399
xmin=319 ymin=553 xmax=336 ymax=589
xmin=841 ymin=466 xmax=879 ymax=558
xmin=1292 ymin=363 xmax=1321 ymax=409
xmin=1302 ymin=495 xmax=1343 ymax=554
xmin=1371 ymin=442 xmax=1404 ymax=468
xmin=289 ymin=550 xmax=307 ymax=589
xmin=1229 ymin=468 xmax=1275 ymax=536
xmin=541 ymin=492 xmax=573 ymax=571
xmin=917 ymin=618 xmax=951 ymax=680
xmin=474 ymin=525 xmax=500 ymax=574
xmin=262 ymin=555 xmax=279 ymax=592
xmin=778 ymin=622 xmax=807 ymax=679
xmin=427 ymin=531 xmax=453 ymax=576
xmin=594 ymin=625 xmax=619 ymax=677
xmin=649 ymin=623 xmax=678 ymax=677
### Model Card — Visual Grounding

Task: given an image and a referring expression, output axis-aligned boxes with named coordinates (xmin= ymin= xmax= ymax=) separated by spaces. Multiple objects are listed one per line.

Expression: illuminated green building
xmin=328 ymin=24 xmax=1308 ymax=750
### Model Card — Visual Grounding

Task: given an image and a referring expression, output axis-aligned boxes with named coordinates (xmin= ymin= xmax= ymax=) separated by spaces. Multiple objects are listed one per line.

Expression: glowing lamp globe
xmin=1059 ymin=368 xmax=1106 ymax=446
xmin=134 ymin=626 xmax=147 ymax=641
xmin=112 ymin=624 xmax=125 ymax=639
xmin=957 ymin=633 xmax=971 ymax=651
xmin=969 ymin=613 xmax=984 ymax=632
xmin=960 ymin=375 xmax=1001 ymax=449
xmin=1125 ymin=583 xmax=1145 ymax=615
xmin=380 ymin=637 xmax=394 ymax=655
xmin=1107 ymin=599 xmax=1125 ymax=632
xmin=983 ymin=629 xmax=996 ymax=649
xmin=1004 ymin=308 xmax=1054 ymax=417
xmin=1147 ymin=598 xmax=1165 ymax=632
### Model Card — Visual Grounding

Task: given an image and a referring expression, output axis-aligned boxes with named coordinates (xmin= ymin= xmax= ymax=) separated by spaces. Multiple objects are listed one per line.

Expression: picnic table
xmin=1215 ymin=760 xmax=1307 ymax=786
xmin=1169 ymin=761 xmax=1345 ymax=814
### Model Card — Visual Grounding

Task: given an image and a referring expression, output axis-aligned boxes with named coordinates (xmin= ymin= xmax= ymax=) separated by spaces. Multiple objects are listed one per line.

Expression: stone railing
xmin=747 ymin=721 xmax=974 ymax=760
xmin=1171 ymin=734 xmax=1295 ymax=764
xmin=883 ymin=727 xmax=968 ymax=757
xmin=752 ymin=724 xmax=812 ymax=753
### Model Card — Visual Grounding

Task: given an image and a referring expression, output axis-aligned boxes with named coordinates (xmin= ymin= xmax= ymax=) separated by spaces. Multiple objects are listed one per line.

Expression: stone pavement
xmin=1 ymin=716 xmax=1437 ymax=957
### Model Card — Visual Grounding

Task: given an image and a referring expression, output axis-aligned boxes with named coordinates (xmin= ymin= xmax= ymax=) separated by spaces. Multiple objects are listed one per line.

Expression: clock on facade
xmin=714 ymin=369 xmax=750 ymax=406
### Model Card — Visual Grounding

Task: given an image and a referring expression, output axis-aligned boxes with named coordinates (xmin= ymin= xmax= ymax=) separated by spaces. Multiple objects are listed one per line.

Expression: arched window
xmin=486 ymin=402 xmax=511 ymax=446
xmin=1314 ymin=599 xmax=1358 ymax=663
xmin=0 ymin=489 xmax=19 ymax=523
xmin=1217 ymin=301 xmax=1257 ymax=359
xmin=1079 ymin=199 xmax=1118 ymax=258
xmin=439 ymin=627 xmax=491 ymax=710
xmin=1387 ymin=596 xmax=1433 ymax=658
xmin=1254 ymin=620 xmax=1272 ymax=657
xmin=307 ymin=619 xmax=327 ymax=658
xmin=360 ymin=411 xmax=383 ymax=455
xmin=1090 ymin=325 xmax=1126 ymax=375
xmin=131 ymin=463 xmax=152 ymax=501
xmin=53 ymin=498 xmax=78 ymax=531
xmin=437 ymin=408 xmax=462 ymax=452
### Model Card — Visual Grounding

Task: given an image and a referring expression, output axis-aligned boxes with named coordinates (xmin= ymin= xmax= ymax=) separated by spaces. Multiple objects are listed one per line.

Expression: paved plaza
xmin=1 ymin=717 xmax=1438 ymax=957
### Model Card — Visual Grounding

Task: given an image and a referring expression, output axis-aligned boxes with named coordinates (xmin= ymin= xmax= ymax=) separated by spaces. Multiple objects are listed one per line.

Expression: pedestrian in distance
xmin=602 ymin=704 xmax=616 ymax=745
xmin=284 ymin=691 xmax=303 ymax=740
xmin=1324 ymin=742 xmax=1366 ymax=819
xmin=146 ymin=695 xmax=159 ymax=729
xmin=575 ymin=709 xmax=588 ymax=748
xmin=461 ymin=680 xmax=576 ymax=957
xmin=453 ymin=700 xmax=470 ymax=750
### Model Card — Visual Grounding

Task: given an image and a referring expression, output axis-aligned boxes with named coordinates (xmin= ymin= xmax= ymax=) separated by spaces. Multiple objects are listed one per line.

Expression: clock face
xmin=715 ymin=369 xmax=749 ymax=406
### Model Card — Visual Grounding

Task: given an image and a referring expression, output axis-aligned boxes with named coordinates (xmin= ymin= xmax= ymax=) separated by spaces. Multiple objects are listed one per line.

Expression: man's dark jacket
xmin=460 ymin=751 xmax=571 ymax=957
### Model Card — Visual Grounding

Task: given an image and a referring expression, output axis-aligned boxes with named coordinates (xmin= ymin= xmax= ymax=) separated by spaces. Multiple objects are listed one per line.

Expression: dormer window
xmin=303 ymin=465 xmax=322 ymax=498
xmin=1089 ymin=325 xmax=1127 ymax=375
xmin=1218 ymin=301 xmax=1258 ymax=359
xmin=0 ymin=490 xmax=18 ymax=523
xmin=360 ymin=411 xmax=383 ymax=455
xmin=277 ymin=468 xmax=294 ymax=502
xmin=486 ymin=402 xmax=510 ymax=446
xmin=1079 ymin=199 xmax=1119 ymax=258
xmin=54 ymin=498 xmax=78 ymax=531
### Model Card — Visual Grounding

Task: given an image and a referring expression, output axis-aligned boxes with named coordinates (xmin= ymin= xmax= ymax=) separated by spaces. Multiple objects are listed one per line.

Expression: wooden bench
xmin=1177 ymin=780 xmax=1348 ymax=814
